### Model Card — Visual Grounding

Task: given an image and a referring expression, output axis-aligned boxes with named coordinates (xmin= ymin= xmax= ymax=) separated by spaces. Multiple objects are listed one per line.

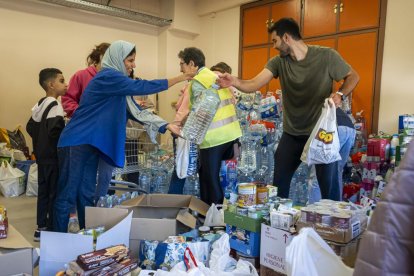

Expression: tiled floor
xmin=0 ymin=194 xmax=38 ymax=247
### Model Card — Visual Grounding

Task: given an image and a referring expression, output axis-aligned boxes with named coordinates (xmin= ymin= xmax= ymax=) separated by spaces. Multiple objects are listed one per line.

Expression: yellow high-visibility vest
xmin=189 ymin=68 xmax=242 ymax=149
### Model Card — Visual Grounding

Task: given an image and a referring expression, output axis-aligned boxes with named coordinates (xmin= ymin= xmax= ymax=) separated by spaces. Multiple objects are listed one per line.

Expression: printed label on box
xmin=351 ymin=221 xmax=360 ymax=239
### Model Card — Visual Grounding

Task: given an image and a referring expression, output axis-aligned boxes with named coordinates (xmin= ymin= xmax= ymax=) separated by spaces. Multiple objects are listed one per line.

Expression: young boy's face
xmin=50 ymin=73 xmax=68 ymax=96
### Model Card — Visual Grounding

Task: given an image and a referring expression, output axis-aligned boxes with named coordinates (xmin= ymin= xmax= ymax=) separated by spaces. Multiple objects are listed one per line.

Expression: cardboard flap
xmin=177 ymin=209 xmax=196 ymax=228
xmin=121 ymin=194 xmax=146 ymax=206
xmin=85 ymin=207 xmax=128 ymax=229
xmin=96 ymin=211 xmax=132 ymax=250
xmin=0 ymin=225 xmax=33 ymax=249
xmin=189 ymin=197 xmax=209 ymax=216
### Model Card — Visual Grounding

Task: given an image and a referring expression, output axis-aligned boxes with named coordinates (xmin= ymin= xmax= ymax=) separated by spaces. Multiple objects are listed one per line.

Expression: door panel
xmin=303 ymin=0 xmax=338 ymax=37
xmin=271 ymin=0 xmax=301 ymax=26
xmin=337 ymin=32 xmax=377 ymax=133
xmin=339 ymin=0 xmax=380 ymax=32
xmin=241 ymin=47 xmax=269 ymax=93
xmin=243 ymin=6 xmax=270 ymax=47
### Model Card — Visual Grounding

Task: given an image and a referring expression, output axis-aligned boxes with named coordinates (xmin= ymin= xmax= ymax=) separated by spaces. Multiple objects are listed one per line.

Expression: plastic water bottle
xmin=96 ymin=196 xmax=107 ymax=208
xmin=153 ymin=170 xmax=168 ymax=194
xmin=139 ymin=169 xmax=152 ymax=194
xmin=219 ymin=161 xmax=227 ymax=190
xmin=225 ymin=161 xmax=237 ymax=199
xmin=354 ymin=111 xmax=367 ymax=152
xmin=182 ymin=84 xmax=221 ymax=145
xmin=238 ymin=134 xmax=258 ymax=175
xmin=390 ymin=134 xmax=399 ymax=164
xmin=183 ymin=175 xmax=200 ymax=198
xmin=67 ymin=216 xmax=80 ymax=233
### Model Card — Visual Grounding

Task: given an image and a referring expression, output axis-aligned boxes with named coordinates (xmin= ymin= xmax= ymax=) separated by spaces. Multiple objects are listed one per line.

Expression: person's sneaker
xmin=33 ymin=229 xmax=40 ymax=242
xmin=33 ymin=227 xmax=47 ymax=242
xmin=68 ymin=216 xmax=80 ymax=233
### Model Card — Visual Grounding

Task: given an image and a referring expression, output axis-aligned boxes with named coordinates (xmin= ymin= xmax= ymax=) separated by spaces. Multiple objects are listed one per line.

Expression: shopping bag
xmin=0 ymin=160 xmax=26 ymax=197
xmin=176 ymin=137 xmax=198 ymax=179
xmin=301 ymin=98 xmax=341 ymax=165
xmin=286 ymin=228 xmax=353 ymax=276
xmin=26 ymin=163 xmax=38 ymax=196
xmin=204 ymin=204 xmax=225 ymax=227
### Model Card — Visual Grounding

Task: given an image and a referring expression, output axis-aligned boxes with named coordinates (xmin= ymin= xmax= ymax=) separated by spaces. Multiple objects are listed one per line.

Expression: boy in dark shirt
xmin=26 ymin=68 xmax=67 ymax=241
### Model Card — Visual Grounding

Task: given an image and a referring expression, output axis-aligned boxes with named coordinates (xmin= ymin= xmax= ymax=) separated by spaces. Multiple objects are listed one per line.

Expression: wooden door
xmin=337 ymin=31 xmax=377 ymax=133
xmin=242 ymin=5 xmax=270 ymax=47
xmin=303 ymin=0 xmax=338 ymax=37
xmin=241 ymin=47 xmax=269 ymax=93
xmin=271 ymin=0 xmax=301 ymax=26
xmin=339 ymin=0 xmax=380 ymax=32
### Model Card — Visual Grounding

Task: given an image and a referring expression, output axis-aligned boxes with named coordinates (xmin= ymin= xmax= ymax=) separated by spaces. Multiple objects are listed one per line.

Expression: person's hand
xmin=167 ymin=123 xmax=182 ymax=138
xmin=217 ymin=73 xmax=234 ymax=88
xmin=330 ymin=92 xmax=342 ymax=108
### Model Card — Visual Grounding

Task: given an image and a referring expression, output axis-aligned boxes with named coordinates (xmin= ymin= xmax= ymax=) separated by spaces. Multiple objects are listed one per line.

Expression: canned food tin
xmin=332 ymin=213 xmax=351 ymax=229
xmin=315 ymin=210 xmax=332 ymax=226
xmin=256 ymin=185 xmax=269 ymax=204
xmin=237 ymin=207 xmax=248 ymax=216
xmin=237 ymin=183 xmax=257 ymax=207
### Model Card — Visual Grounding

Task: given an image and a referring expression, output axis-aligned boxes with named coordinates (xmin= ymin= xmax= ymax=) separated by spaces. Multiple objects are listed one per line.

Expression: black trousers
xmin=37 ymin=163 xmax=58 ymax=230
xmin=273 ymin=132 xmax=340 ymax=200
xmin=199 ymin=141 xmax=235 ymax=205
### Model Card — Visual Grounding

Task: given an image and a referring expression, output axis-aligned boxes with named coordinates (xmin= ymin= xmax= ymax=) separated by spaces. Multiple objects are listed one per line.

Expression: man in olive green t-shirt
xmin=218 ymin=18 xmax=359 ymax=200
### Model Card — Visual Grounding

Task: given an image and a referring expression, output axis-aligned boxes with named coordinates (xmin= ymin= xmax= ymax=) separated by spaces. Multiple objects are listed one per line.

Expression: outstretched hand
xmin=167 ymin=123 xmax=182 ymax=138
xmin=216 ymin=72 xmax=234 ymax=88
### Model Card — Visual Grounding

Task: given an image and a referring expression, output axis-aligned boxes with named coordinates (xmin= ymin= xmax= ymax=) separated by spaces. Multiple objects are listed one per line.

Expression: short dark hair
xmin=210 ymin=62 xmax=232 ymax=74
xmin=39 ymin=68 xmax=62 ymax=91
xmin=268 ymin=17 xmax=302 ymax=40
xmin=178 ymin=47 xmax=205 ymax=68
xmin=86 ymin=42 xmax=110 ymax=66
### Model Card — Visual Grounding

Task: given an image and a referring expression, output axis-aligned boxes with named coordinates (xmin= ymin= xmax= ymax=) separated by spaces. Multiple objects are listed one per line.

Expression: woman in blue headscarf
xmin=54 ymin=40 xmax=193 ymax=233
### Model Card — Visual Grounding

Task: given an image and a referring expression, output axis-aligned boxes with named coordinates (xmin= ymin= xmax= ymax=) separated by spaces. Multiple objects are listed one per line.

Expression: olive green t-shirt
xmin=265 ymin=45 xmax=350 ymax=135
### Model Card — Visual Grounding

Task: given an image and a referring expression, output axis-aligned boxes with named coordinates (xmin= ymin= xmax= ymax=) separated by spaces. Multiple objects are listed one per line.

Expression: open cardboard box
xmin=120 ymin=194 xmax=209 ymax=258
xmin=0 ymin=224 xmax=37 ymax=276
xmin=39 ymin=207 xmax=132 ymax=276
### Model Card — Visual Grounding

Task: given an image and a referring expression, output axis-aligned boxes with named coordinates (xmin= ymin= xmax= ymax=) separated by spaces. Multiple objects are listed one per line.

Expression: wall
xmin=0 ymin=0 xmax=159 ymax=146
xmin=378 ymin=0 xmax=414 ymax=133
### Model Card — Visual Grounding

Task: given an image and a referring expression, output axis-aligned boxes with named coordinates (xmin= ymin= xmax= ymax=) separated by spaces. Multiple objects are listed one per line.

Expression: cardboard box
xmin=296 ymin=215 xmax=367 ymax=243
xmin=120 ymin=194 xmax=209 ymax=258
xmin=260 ymin=224 xmax=295 ymax=275
xmin=224 ymin=210 xmax=263 ymax=257
xmin=40 ymin=207 xmax=132 ymax=276
xmin=0 ymin=224 xmax=36 ymax=276
xmin=226 ymin=224 xmax=260 ymax=257
xmin=326 ymin=237 xmax=361 ymax=268
xmin=260 ymin=265 xmax=286 ymax=276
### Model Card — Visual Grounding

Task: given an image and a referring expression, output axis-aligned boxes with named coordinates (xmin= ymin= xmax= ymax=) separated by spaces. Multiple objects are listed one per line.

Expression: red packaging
xmin=343 ymin=183 xmax=361 ymax=203
xmin=367 ymin=138 xmax=390 ymax=162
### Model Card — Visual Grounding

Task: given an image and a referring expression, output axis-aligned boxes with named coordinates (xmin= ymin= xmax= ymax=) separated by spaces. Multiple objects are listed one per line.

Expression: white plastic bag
xmin=176 ymin=137 xmax=198 ymax=179
xmin=0 ymin=161 xmax=25 ymax=197
xmin=26 ymin=163 xmax=38 ymax=196
xmin=286 ymin=228 xmax=353 ymax=276
xmin=301 ymin=98 xmax=341 ymax=165
xmin=204 ymin=204 xmax=225 ymax=227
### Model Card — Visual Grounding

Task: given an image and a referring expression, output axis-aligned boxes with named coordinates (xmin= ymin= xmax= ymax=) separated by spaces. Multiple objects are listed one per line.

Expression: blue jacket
xmin=58 ymin=68 xmax=168 ymax=167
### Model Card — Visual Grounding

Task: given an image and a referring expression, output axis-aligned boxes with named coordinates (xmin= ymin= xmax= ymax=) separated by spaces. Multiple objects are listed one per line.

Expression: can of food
xmin=213 ymin=226 xmax=226 ymax=234
xmin=315 ymin=210 xmax=332 ymax=226
xmin=248 ymin=207 xmax=259 ymax=219
xmin=237 ymin=207 xmax=248 ymax=216
xmin=279 ymin=198 xmax=293 ymax=209
xmin=335 ymin=202 xmax=351 ymax=210
xmin=199 ymin=226 xmax=211 ymax=236
xmin=237 ymin=183 xmax=257 ymax=207
xmin=332 ymin=213 xmax=351 ymax=229
xmin=256 ymin=185 xmax=269 ymax=204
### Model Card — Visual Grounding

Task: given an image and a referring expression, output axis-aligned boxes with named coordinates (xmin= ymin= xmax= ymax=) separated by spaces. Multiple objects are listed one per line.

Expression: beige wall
xmin=378 ymin=0 xmax=414 ymax=134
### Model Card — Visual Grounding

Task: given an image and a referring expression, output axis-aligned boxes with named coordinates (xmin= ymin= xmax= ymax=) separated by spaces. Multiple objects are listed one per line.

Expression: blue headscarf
xmin=101 ymin=40 xmax=135 ymax=76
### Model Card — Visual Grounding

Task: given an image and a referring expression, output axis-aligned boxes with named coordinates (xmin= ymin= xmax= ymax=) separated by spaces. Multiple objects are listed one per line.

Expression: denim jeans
xmin=94 ymin=157 xmax=114 ymax=203
xmin=54 ymin=145 xmax=99 ymax=232
xmin=338 ymin=126 xmax=356 ymax=200
xmin=168 ymin=137 xmax=186 ymax=194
